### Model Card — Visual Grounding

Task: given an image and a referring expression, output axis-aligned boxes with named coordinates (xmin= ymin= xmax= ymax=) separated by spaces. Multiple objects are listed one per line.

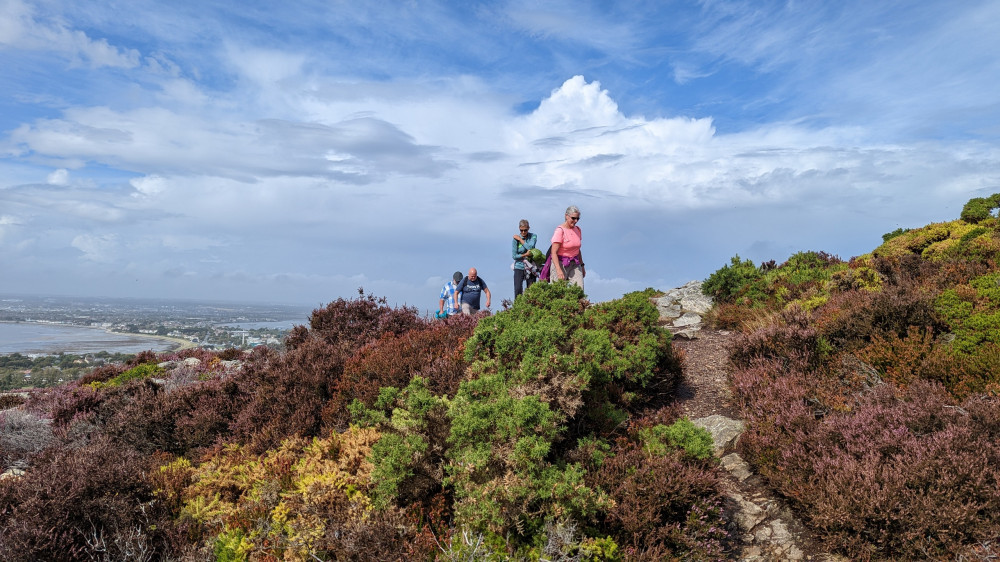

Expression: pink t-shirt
xmin=551 ymin=226 xmax=582 ymax=258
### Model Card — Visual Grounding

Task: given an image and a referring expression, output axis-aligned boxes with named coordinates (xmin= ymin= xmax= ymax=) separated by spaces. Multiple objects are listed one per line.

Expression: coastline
xmin=0 ymin=320 xmax=197 ymax=355
xmin=145 ymin=333 xmax=199 ymax=352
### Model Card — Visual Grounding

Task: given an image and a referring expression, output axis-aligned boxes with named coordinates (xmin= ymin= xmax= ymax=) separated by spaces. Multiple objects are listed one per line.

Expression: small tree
xmin=960 ymin=193 xmax=1000 ymax=223
xmin=702 ymin=255 xmax=764 ymax=304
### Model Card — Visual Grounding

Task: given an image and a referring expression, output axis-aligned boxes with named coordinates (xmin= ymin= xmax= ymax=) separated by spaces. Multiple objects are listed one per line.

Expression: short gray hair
xmin=518 ymin=219 xmax=530 ymax=229
xmin=565 ymin=205 xmax=580 ymax=216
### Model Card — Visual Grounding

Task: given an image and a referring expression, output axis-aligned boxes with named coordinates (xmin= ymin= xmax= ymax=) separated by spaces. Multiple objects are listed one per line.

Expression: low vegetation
xmin=1 ymin=286 xmax=727 ymax=560
xmin=708 ymin=194 xmax=1000 ymax=559
xmin=7 ymin=194 xmax=1000 ymax=560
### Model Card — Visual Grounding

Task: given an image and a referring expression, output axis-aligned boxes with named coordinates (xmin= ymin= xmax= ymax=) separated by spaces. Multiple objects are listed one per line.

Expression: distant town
xmin=1 ymin=294 xmax=312 ymax=348
xmin=0 ymin=294 xmax=313 ymax=390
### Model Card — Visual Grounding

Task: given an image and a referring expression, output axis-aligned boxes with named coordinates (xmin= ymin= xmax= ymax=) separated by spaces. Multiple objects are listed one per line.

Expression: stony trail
xmin=655 ymin=283 xmax=844 ymax=562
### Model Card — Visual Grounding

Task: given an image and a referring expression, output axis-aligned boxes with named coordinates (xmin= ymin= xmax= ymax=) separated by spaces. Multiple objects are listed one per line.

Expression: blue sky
xmin=2 ymin=0 xmax=999 ymax=310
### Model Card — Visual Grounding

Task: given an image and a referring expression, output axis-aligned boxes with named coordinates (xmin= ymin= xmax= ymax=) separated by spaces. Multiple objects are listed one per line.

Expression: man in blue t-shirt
xmin=455 ymin=267 xmax=491 ymax=314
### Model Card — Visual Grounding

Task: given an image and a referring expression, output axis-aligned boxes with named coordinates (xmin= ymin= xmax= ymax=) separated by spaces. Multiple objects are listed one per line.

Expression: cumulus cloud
xmin=2 ymin=1 xmax=999 ymax=307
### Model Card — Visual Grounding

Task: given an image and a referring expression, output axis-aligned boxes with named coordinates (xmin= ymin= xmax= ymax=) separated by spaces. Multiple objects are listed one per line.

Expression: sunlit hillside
xmin=702 ymin=194 xmax=1000 ymax=559
xmin=2 ymin=195 xmax=1000 ymax=560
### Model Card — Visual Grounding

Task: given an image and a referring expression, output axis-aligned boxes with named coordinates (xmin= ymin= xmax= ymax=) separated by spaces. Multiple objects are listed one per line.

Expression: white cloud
xmin=0 ymin=214 xmax=21 ymax=244
xmin=71 ymin=233 xmax=118 ymax=262
xmin=0 ymin=0 xmax=140 ymax=68
xmin=225 ymin=44 xmax=306 ymax=86
xmin=46 ymin=168 xmax=69 ymax=185
xmin=2 ymin=1 xmax=999 ymax=307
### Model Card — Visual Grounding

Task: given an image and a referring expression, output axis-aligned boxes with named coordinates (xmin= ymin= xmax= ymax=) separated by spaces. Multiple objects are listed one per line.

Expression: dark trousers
xmin=514 ymin=268 xmax=535 ymax=298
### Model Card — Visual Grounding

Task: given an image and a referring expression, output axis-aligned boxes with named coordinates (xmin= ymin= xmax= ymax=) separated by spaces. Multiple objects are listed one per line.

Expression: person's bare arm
xmin=551 ymin=242 xmax=565 ymax=280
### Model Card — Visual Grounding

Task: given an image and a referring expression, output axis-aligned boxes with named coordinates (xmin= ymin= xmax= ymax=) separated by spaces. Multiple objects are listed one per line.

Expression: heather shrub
xmin=741 ymin=381 xmax=1000 ymax=559
xmin=291 ymin=288 xmax=422 ymax=351
xmin=89 ymin=362 xmax=163 ymax=390
xmin=0 ymin=436 xmax=172 ymax=561
xmin=729 ymin=306 xmax=827 ymax=371
xmin=28 ymin=382 xmax=104 ymax=426
xmin=76 ymin=362 xmax=128 ymax=385
xmin=589 ymin=436 xmax=728 ymax=560
xmin=815 ymin=282 xmax=942 ymax=350
xmin=0 ymin=393 xmax=25 ymax=410
xmin=229 ymin=334 xmax=346 ymax=451
xmin=340 ymin=315 xmax=475 ymax=407
xmin=216 ymin=347 xmax=242 ymax=361
xmin=701 ymin=300 xmax=767 ymax=331
xmin=231 ymin=292 xmax=431 ymax=451
xmin=853 ymin=326 xmax=943 ymax=389
xmin=103 ymin=377 xmax=240 ymax=457
xmin=0 ymin=408 xmax=54 ymax=469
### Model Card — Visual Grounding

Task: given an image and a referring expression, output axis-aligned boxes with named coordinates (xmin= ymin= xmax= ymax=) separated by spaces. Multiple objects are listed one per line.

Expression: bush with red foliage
xmin=734 ymin=341 xmax=1000 ymax=560
xmin=26 ymin=381 xmax=105 ymax=427
xmin=588 ymin=408 xmax=730 ymax=560
xmin=101 ymin=377 xmax=241 ymax=457
xmin=814 ymin=282 xmax=944 ymax=350
xmin=229 ymin=292 xmax=475 ymax=451
xmin=287 ymin=288 xmax=423 ymax=352
xmin=0 ymin=436 xmax=174 ymax=561
xmin=729 ymin=306 xmax=825 ymax=371
xmin=336 ymin=314 xmax=477 ymax=411
xmin=229 ymin=334 xmax=347 ymax=451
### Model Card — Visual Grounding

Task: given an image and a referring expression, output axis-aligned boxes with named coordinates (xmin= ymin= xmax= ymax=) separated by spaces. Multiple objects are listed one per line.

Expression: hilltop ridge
xmin=2 ymin=196 xmax=999 ymax=560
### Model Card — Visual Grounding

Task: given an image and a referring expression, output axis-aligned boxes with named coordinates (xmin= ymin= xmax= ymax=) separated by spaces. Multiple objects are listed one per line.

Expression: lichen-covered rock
xmin=691 ymin=414 xmax=744 ymax=454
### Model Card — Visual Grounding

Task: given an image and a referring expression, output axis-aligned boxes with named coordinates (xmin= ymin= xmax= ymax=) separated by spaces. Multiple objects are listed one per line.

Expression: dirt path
xmin=671 ymin=329 xmax=842 ymax=562
xmin=671 ymin=329 xmax=739 ymax=419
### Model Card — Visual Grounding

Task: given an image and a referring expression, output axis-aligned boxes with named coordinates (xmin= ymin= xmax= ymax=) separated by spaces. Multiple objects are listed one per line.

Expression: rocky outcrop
xmin=653 ymin=280 xmax=713 ymax=338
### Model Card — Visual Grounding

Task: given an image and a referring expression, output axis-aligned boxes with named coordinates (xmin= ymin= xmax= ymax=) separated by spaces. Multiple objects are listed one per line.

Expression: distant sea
xmin=0 ymin=322 xmax=178 ymax=355
xmin=217 ymin=320 xmax=301 ymax=330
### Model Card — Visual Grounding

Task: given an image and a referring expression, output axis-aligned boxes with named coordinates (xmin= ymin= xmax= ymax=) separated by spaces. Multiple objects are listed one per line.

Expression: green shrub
xmin=213 ymin=528 xmax=251 ymax=562
xmin=446 ymin=282 xmax=679 ymax=545
xmin=639 ymin=418 xmax=715 ymax=460
xmin=702 ymin=255 xmax=765 ymax=304
xmin=960 ymin=194 xmax=1000 ymax=223
xmin=89 ymin=362 xmax=163 ymax=389
xmin=351 ymin=377 xmax=448 ymax=510
xmin=882 ymin=227 xmax=911 ymax=243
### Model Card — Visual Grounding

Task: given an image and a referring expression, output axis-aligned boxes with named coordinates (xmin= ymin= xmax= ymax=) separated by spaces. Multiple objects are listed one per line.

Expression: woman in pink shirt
xmin=551 ymin=205 xmax=585 ymax=289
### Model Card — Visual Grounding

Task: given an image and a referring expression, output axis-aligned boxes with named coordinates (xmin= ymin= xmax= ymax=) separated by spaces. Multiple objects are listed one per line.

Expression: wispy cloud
xmin=0 ymin=0 xmax=140 ymax=68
